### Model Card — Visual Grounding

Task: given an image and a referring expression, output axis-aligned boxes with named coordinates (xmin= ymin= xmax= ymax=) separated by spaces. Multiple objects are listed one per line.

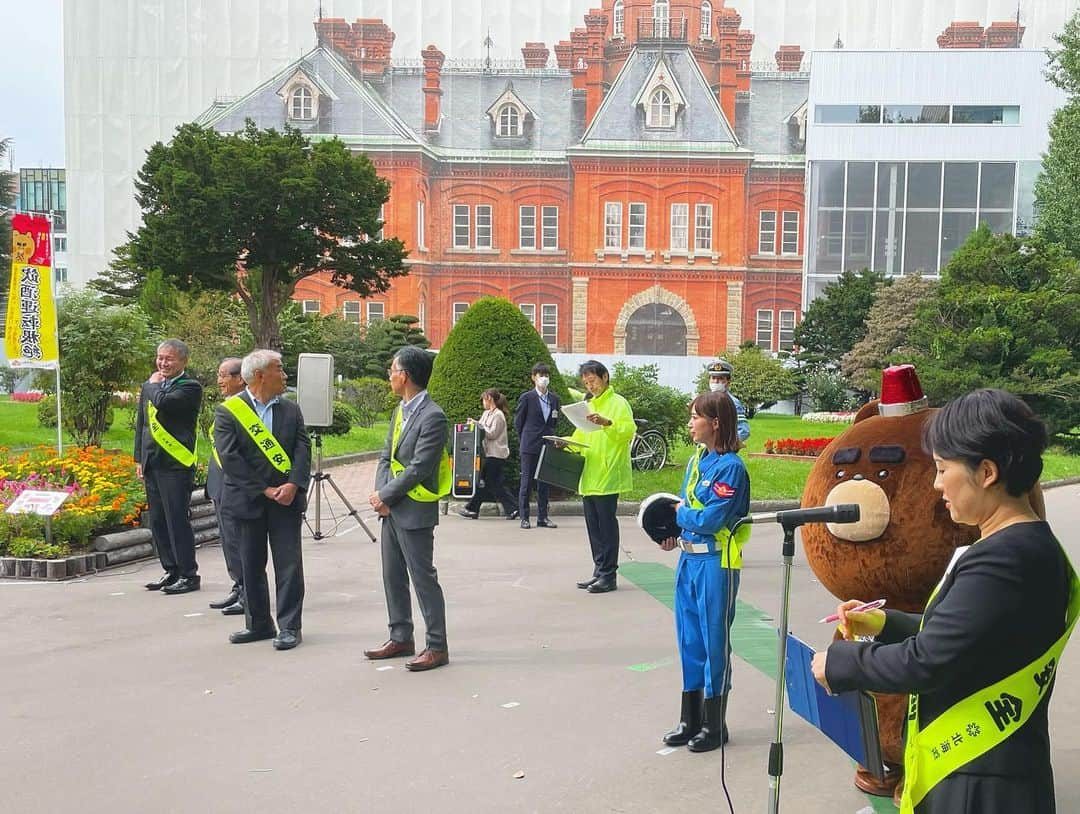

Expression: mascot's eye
xmin=835 ymin=470 xmax=846 ymax=479
xmin=877 ymin=469 xmax=889 ymax=479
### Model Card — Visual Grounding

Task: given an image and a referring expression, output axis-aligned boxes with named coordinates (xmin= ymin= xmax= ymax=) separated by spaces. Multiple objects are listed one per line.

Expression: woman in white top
xmin=459 ymin=389 xmax=519 ymax=520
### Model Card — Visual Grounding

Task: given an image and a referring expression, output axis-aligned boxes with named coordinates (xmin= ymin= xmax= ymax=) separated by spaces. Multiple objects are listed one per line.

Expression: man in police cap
xmin=706 ymin=360 xmax=750 ymax=443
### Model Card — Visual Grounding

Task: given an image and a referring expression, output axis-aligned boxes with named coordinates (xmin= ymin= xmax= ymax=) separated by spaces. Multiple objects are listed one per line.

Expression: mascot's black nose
xmin=852 ymin=474 xmax=865 ymax=481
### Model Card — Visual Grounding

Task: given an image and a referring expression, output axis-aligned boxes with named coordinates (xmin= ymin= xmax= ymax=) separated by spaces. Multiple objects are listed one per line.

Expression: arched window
xmin=626 ymin=303 xmax=687 ymax=355
xmin=700 ymin=1 xmax=712 ymax=38
xmin=653 ymin=0 xmax=670 ymax=37
xmin=613 ymin=0 xmax=624 ymax=38
xmin=498 ymin=104 xmax=521 ymax=136
xmin=649 ymin=88 xmax=674 ymax=128
xmin=290 ymin=86 xmax=313 ymax=120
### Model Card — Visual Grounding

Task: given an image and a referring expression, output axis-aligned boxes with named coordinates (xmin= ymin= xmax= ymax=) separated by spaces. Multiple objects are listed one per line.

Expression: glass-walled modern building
xmin=804 ymin=50 xmax=1065 ymax=305
xmin=18 ymin=168 xmax=68 ymax=284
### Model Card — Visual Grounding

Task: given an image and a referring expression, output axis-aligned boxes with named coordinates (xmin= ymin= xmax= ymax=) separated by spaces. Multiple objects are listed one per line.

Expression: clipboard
xmin=784 ymin=633 xmax=885 ymax=781
xmin=534 ymin=440 xmax=585 ymax=492
xmin=542 ymin=435 xmax=589 ymax=448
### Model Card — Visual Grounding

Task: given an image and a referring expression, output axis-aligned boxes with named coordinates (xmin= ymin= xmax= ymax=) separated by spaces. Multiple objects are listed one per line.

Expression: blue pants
xmin=674 ymin=552 xmax=739 ymax=698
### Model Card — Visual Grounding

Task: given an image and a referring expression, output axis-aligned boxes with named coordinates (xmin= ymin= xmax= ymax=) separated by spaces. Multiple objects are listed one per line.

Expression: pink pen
xmin=818 ymin=598 xmax=887 ymax=624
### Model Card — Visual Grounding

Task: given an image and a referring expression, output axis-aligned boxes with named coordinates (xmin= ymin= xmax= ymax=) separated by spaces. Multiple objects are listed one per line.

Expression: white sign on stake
xmin=5 ymin=490 xmax=69 ymax=517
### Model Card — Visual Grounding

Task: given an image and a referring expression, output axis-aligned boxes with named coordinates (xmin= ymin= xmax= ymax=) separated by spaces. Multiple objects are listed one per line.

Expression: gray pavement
xmin=2 ymin=462 xmax=1078 ymax=814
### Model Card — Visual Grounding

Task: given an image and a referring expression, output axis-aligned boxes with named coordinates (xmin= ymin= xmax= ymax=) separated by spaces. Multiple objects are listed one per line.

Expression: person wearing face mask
xmin=514 ymin=363 xmax=562 ymax=530
xmin=706 ymin=360 xmax=750 ymax=443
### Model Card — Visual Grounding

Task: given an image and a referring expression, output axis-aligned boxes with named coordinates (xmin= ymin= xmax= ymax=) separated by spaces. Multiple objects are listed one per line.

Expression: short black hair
xmin=394 ymin=346 xmax=434 ymax=389
xmin=923 ymin=388 xmax=1047 ymax=496
xmin=578 ymin=359 xmax=609 ymax=380
xmin=531 ymin=363 xmax=551 ymax=376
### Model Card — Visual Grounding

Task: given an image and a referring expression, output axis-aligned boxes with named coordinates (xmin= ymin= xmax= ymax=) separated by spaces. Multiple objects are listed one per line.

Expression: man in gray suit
xmin=205 ymin=357 xmax=246 ymax=615
xmin=366 ymin=346 xmax=452 ymax=672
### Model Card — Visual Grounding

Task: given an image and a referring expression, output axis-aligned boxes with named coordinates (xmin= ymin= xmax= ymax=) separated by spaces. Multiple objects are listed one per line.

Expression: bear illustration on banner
xmin=800 ymin=365 xmax=978 ymax=800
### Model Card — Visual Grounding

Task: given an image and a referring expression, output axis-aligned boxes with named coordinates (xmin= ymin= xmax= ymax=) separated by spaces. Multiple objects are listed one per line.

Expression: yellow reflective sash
xmin=900 ymin=551 xmax=1079 ymax=813
xmin=390 ymin=402 xmax=452 ymax=502
xmin=146 ymin=402 xmax=196 ymax=468
xmin=683 ymin=446 xmax=751 ymax=568
xmin=210 ymin=436 xmax=222 ymax=468
xmin=221 ymin=395 xmax=291 ymax=474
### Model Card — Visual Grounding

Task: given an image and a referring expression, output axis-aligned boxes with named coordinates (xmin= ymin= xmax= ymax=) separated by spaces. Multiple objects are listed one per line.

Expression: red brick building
xmin=198 ymin=0 xmax=807 ymax=357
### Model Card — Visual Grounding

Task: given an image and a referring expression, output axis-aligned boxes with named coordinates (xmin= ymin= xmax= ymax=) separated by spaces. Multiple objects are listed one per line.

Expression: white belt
xmin=679 ymin=539 xmax=714 ymax=555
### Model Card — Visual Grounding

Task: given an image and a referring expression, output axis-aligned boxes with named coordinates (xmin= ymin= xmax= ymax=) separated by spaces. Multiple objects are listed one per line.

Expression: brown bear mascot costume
xmin=801 ymin=365 xmax=978 ymax=800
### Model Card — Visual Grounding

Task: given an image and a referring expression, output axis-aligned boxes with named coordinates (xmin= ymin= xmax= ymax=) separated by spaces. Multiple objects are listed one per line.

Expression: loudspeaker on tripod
xmin=296 ymin=353 xmax=335 ymax=428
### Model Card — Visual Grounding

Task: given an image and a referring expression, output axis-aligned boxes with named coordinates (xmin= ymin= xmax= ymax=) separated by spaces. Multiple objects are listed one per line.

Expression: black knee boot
xmin=687 ymin=693 xmax=729 ymax=752
xmin=662 ymin=689 xmax=703 ymax=746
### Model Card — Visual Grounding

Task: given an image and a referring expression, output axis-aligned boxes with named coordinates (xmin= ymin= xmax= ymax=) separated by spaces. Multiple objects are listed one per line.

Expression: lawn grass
xmin=0 ymin=396 xmax=388 ymax=462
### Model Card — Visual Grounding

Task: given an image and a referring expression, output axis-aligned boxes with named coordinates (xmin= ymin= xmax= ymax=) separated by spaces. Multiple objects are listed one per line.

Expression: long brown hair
xmin=690 ymin=391 xmax=739 ymax=454
xmin=483 ymin=388 xmax=510 ymax=417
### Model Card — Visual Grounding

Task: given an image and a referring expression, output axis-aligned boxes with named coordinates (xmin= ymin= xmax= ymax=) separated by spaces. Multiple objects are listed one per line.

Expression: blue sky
xmin=0 ymin=1 xmax=64 ymax=170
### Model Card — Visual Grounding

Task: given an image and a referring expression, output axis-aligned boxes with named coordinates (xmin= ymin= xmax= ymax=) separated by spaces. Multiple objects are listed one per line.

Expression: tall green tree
xmin=793 ymin=269 xmax=890 ymax=360
xmin=118 ymin=121 xmax=408 ymax=349
xmin=842 ymin=273 xmax=937 ymax=393
xmin=907 ymin=226 xmax=1080 ymax=434
xmin=355 ymin=315 xmax=431 ymax=378
xmin=0 ymin=137 xmax=14 ymax=296
xmin=1035 ymin=10 xmax=1080 ymax=258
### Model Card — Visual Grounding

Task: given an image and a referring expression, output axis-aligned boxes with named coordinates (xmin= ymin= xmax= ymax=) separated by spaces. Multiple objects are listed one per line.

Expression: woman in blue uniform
xmin=660 ymin=390 xmax=750 ymax=752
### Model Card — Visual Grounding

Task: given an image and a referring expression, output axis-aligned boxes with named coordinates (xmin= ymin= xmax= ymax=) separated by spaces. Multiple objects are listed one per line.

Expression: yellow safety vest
xmin=683 ymin=446 xmax=751 ymax=569
xmin=220 ymin=396 xmax=291 ymax=474
xmin=899 ymin=549 xmax=1079 ymax=813
xmin=146 ymin=402 xmax=196 ymax=468
xmin=390 ymin=403 xmax=452 ymax=502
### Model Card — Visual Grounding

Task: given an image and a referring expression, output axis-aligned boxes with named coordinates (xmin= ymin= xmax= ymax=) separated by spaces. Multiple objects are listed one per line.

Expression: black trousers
xmin=145 ymin=465 xmax=197 ymax=577
xmin=234 ymin=501 xmax=305 ymax=633
xmin=212 ymin=499 xmax=244 ymax=596
xmin=518 ymin=451 xmax=550 ymax=522
xmin=583 ymin=494 xmax=620 ymax=580
xmin=465 ymin=456 xmax=516 ymax=515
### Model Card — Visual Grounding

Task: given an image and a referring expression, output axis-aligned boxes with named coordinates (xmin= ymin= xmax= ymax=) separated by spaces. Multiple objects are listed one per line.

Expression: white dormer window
xmin=290 ymin=86 xmax=313 ymax=120
xmin=649 ymin=89 xmax=673 ymax=128
xmin=701 ymin=1 xmax=712 ymax=39
xmin=498 ymin=104 xmax=521 ymax=137
xmin=613 ymin=0 xmax=624 ymax=38
xmin=486 ymin=83 xmax=535 ymax=138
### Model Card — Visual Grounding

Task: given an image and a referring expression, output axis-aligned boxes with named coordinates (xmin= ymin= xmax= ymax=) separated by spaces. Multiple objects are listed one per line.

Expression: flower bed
xmin=0 ymin=446 xmax=146 ymax=559
xmin=762 ymin=437 xmax=834 ymax=457
xmin=801 ymin=411 xmax=856 ymax=424
xmin=10 ymin=391 xmax=45 ymax=403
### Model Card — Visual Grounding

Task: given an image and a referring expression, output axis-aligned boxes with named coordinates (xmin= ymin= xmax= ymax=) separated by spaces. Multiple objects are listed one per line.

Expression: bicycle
xmin=630 ymin=418 xmax=668 ymax=471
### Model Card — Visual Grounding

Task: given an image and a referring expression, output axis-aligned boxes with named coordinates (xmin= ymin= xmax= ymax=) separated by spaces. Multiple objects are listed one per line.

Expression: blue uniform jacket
xmin=675 ymin=449 xmax=750 ymax=548
xmin=729 ymin=393 xmax=751 ymax=442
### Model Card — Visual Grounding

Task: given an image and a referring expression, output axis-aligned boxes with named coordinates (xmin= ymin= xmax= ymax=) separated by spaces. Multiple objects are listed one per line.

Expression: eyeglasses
xmin=388 ymin=367 xmax=403 ymax=376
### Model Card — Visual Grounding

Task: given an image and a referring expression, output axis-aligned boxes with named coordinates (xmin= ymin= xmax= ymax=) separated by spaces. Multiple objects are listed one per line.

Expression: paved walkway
xmin=3 ymin=471 xmax=1078 ymax=813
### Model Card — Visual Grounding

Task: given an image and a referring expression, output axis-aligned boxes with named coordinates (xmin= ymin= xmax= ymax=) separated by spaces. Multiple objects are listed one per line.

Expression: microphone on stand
xmin=738 ymin=504 xmax=860 ymax=529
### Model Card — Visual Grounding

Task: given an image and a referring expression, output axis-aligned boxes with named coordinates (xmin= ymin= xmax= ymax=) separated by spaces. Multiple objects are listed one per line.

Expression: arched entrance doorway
xmin=625 ymin=303 xmax=687 ymax=355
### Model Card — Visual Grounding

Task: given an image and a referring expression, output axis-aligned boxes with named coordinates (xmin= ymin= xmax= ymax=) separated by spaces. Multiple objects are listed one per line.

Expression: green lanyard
xmin=899 ymin=549 xmax=1079 ymax=813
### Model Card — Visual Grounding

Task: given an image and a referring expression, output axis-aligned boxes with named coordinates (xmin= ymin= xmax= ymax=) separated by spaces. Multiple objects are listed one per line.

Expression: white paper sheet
xmin=561 ymin=400 xmax=601 ymax=433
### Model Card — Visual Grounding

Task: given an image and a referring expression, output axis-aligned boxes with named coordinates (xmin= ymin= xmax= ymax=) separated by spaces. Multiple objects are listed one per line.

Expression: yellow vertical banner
xmin=5 ymin=213 xmax=59 ymax=369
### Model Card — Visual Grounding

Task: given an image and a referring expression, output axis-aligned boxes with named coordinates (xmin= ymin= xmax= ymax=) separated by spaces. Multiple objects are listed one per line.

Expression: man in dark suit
xmin=213 ymin=349 xmax=311 ymax=651
xmin=365 ymin=346 xmax=452 ymax=672
xmin=204 ymin=357 xmax=246 ymax=615
xmin=514 ymin=362 xmax=561 ymax=530
xmin=135 ymin=339 xmax=204 ymax=594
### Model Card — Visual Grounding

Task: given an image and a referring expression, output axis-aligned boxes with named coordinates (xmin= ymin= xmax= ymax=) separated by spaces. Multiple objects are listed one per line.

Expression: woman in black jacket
xmin=811 ymin=388 xmax=1076 ymax=814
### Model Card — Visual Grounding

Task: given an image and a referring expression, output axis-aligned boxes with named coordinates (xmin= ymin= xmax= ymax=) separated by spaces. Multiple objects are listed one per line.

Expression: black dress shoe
xmin=504 ymin=510 xmax=519 ymax=520
xmin=576 ymin=577 xmax=599 ymax=590
xmin=457 ymin=509 xmax=479 ymax=519
xmin=587 ymin=579 xmax=617 ymax=594
xmin=162 ymin=575 xmax=201 ymax=595
xmin=520 ymin=519 xmax=531 ymax=529
xmin=145 ymin=572 xmax=179 ymax=591
xmin=209 ymin=589 xmax=240 ymax=610
xmin=221 ymin=602 xmax=245 ymax=616
xmin=536 ymin=519 xmax=558 ymax=529
xmin=229 ymin=628 xmax=276 ymax=644
xmin=273 ymin=630 xmax=302 ymax=650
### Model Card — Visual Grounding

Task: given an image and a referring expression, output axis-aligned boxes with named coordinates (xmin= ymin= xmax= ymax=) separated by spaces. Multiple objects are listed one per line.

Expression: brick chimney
xmin=583 ymin=11 xmax=608 ymax=125
xmin=553 ymin=40 xmax=574 ymax=70
xmin=985 ymin=20 xmax=1025 ymax=48
xmin=421 ymin=45 xmax=445 ymax=132
xmin=315 ymin=17 xmax=395 ymax=78
xmin=775 ymin=44 xmax=804 ymax=72
xmin=522 ymin=42 xmax=550 ymax=68
xmin=937 ymin=21 xmax=985 ymax=48
xmin=716 ymin=8 xmax=741 ymax=125
xmin=735 ymin=29 xmax=754 ymax=93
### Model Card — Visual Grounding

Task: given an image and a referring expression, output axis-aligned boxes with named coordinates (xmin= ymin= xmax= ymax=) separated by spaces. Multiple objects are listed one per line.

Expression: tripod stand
xmin=305 ymin=432 xmax=376 ymax=542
